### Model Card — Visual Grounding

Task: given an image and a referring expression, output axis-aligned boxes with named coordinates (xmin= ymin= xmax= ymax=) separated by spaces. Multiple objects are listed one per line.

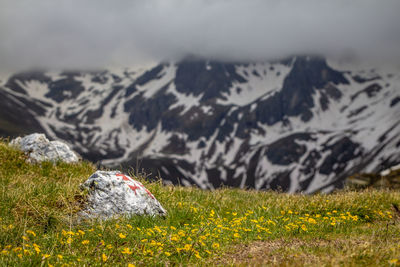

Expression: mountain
xmin=1 ymin=56 xmax=399 ymax=193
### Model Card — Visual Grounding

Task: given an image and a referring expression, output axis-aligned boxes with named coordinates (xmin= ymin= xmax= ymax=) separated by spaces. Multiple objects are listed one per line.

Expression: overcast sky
xmin=1 ymin=0 xmax=399 ymax=72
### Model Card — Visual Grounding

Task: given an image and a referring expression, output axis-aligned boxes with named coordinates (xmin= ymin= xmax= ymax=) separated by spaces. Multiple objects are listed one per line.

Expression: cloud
xmin=0 ymin=0 xmax=399 ymax=71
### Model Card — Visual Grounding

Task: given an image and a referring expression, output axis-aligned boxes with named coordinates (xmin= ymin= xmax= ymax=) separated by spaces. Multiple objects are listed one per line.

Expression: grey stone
xmin=79 ymin=171 xmax=166 ymax=219
xmin=10 ymin=133 xmax=79 ymax=163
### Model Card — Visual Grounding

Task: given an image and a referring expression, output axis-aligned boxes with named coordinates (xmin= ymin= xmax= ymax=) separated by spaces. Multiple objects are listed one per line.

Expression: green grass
xmin=1 ymin=139 xmax=400 ymax=266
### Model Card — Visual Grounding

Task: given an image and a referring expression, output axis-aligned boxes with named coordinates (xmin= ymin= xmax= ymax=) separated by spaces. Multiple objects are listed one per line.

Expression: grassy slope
xmin=0 ymin=140 xmax=400 ymax=266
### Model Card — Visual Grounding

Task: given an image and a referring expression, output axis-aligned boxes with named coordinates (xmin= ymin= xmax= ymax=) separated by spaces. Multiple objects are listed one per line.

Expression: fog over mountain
xmin=1 ymin=0 xmax=400 ymax=72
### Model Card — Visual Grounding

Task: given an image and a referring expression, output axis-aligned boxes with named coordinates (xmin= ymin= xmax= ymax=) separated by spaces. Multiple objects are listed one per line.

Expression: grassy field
xmin=1 ymin=139 xmax=400 ymax=266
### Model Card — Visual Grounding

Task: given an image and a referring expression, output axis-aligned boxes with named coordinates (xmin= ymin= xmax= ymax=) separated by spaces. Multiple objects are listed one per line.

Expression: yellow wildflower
xmin=42 ymin=254 xmax=50 ymax=259
xmin=212 ymin=243 xmax=220 ymax=249
xmin=106 ymin=244 xmax=113 ymax=249
xmin=57 ymin=254 xmax=63 ymax=259
xmin=301 ymin=224 xmax=307 ymax=231
xmin=209 ymin=210 xmax=215 ymax=217
xmin=33 ymin=243 xmax=41 ymax=254
xmin=102 ymin=253 xmax=108 ymax=262
xmin=146 ymin=250 xmax=154 ymax=256
xmin=26 ymin=230 xmax=36 ymax=237
xmin=82 ymin=240 xmax=90 ymax=245
xmin=128 ymin=264 xmax=136 ymax=267
xmin=178 ymin=230 xmax=185 ymax=237
xmin=22 ymin=235 xmax=29 ymax=241
xmin=308 ymin=218 xmax=316 ymax=224
xmin=119 ymin=233 xmax=126 ymax=239
xmin=121 ymin=247 xmax=133 ymax=254
xmin=165 ymin=251 xmax=171 ymax=256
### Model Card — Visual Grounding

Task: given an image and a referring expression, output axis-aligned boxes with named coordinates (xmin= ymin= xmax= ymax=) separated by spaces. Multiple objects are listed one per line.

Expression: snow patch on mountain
xmin=218 ymin=62 xmax=292 ymax=106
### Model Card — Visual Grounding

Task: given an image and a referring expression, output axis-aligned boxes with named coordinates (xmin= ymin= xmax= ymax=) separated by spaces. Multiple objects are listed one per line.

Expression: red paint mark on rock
xmin=116 ymin=173 xmax=155 ymax=199
xmin=140 ymin=184 xmax=155 ymax=199
xmin=116 ymin=173 xmax=132 ymax=182
xmin=128 ymin=184 xmax=140 ymax=195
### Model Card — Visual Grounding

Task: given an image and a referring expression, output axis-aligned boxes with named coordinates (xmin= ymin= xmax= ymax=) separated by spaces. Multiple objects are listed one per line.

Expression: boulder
xmin=10 ymin=133 xmax=79 ymax=163
xmin=79 ymin=171 xmax=166 ymax=219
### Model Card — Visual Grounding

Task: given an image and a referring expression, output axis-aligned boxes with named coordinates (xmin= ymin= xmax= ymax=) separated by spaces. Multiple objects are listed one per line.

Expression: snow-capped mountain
xmin=1 ymin=56 xmax=399 ymax=193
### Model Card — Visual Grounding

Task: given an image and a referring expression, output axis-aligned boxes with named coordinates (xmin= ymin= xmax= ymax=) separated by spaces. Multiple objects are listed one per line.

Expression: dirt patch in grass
xmin=212 ymin=237 xmax=395 ymax=266
xmin=212 ymin=239 xmax=322 ymax=266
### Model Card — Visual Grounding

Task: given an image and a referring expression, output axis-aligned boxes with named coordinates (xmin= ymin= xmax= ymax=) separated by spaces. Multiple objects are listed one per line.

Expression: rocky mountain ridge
xmin=1 ymin=56 xmax=399 ymax=193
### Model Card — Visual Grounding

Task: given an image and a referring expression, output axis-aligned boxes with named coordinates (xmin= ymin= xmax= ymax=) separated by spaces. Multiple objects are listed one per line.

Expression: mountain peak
xmin=1 ymin=56 xmax=399 ymax=193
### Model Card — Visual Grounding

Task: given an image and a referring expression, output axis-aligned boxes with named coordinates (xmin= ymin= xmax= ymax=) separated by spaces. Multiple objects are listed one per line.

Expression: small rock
xmin=380 ymin=163 xmax=400 ymax=176
xmin=79 ymin=171 xmax=166 ymax=220
xmin=10 ymin=133 xmax=79 ymax=163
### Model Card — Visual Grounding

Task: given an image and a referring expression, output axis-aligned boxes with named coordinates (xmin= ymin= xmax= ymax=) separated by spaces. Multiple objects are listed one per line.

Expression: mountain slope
xmin=1 ymin=56 xmax=399 ymax=192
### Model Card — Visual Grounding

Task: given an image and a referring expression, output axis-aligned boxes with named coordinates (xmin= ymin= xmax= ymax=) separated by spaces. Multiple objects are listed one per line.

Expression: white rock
xmin=380 ymin=163 xmax=400 ymax=176
xmin=10 ymin=133 xmax=79 ymax=163
xmin=79 ymin=171 xmax=166 ymax=219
